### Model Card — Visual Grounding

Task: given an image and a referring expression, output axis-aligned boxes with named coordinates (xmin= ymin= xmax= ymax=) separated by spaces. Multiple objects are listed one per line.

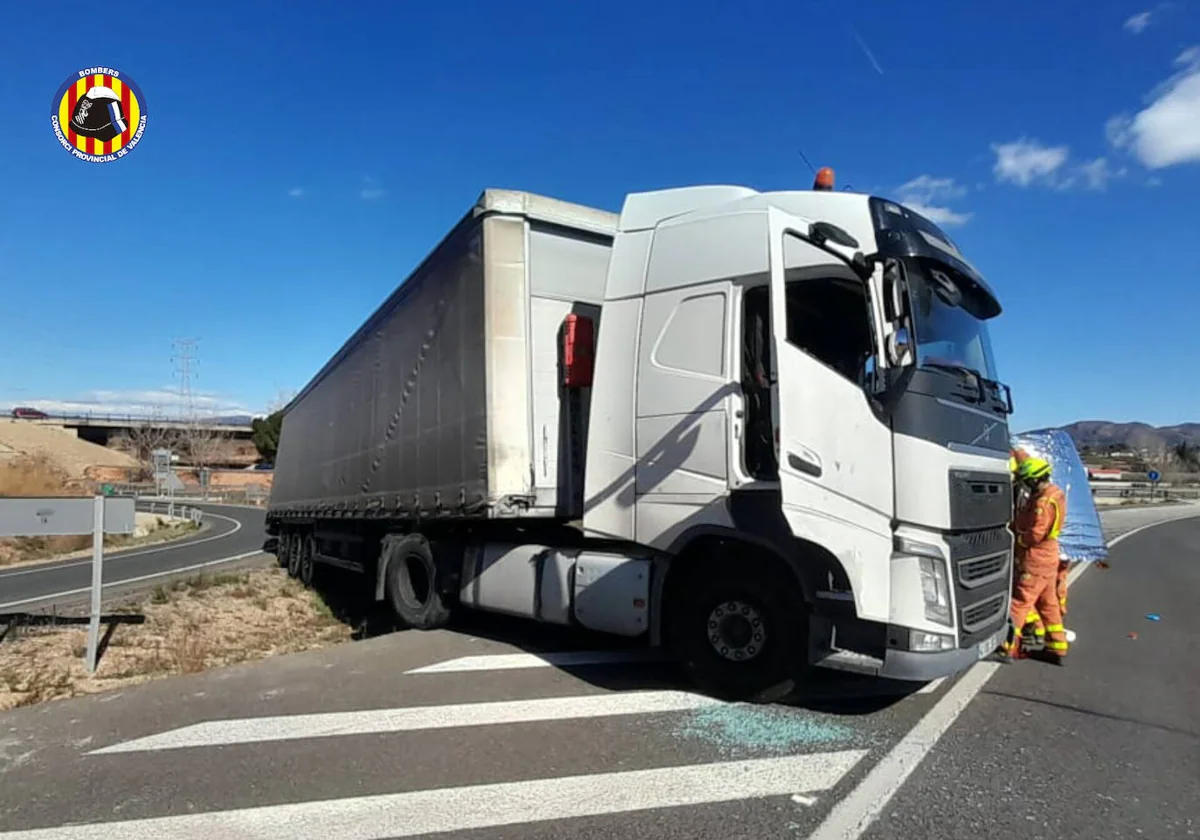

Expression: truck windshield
xmin=908 ymin=267 xmax=999 ymax=381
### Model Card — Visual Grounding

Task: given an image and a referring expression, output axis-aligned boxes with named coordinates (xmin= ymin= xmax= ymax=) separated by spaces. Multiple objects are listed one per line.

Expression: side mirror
xmin=809 ymin=221 xmax=860 ymax=250
xmin=886 ymin=326 xmax=914 ymax=367
xmin=929 ymin=269 xmax=963 ymax=307
xmin=882 ymin=258 xmax=907 ymax=321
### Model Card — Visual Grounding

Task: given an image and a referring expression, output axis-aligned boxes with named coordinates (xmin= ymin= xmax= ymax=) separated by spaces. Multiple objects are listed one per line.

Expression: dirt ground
xmin=0 ymin=420 xmax=138 ymax=478
xmin=0 ymin=568 xmax=354 ymax=711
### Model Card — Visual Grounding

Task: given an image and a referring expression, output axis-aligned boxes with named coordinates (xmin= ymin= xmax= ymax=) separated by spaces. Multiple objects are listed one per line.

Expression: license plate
xmin=977 ymin=631 xmax=1002 ymax=660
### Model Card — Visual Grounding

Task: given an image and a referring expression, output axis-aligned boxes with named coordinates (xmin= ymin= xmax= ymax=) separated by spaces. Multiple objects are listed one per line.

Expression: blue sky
xmin=1 ymin=0 xmax=1198 ymax=431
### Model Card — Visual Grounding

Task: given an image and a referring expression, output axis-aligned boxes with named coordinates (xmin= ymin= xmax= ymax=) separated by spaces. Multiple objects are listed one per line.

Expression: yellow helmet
xmin=1016 ymin=457 xmax=1052 ymax=482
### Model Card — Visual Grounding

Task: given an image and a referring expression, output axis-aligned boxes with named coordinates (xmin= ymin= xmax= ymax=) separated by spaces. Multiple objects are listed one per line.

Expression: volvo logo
xmin=970 ymin=420 xmax=1002 ymax=448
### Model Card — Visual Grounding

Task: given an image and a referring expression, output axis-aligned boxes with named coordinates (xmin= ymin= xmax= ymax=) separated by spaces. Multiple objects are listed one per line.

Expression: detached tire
xmin=383 ymin=534 xmax=451 ymax=630
xmin=669 ymin=561 xmax=806 ymax=703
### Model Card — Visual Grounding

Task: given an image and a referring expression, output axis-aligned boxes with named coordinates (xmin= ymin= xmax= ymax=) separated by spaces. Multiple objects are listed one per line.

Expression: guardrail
xmin=1091 ymin=484 xmax=1200 ymax=500
xmin=135 ymin=500 xmax=204 ymax=524
xmin=102 ymin=484 xmax=270 ymax=507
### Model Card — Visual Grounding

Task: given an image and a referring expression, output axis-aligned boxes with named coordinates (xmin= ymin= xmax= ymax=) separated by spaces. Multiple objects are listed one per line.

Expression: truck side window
xmin=739 ymin=275 xmax=875 ymax=481
xmin=784 ymin=276 xmax=874 ymax=384
xmin=741 ymin=286 xmax=778 ymax=481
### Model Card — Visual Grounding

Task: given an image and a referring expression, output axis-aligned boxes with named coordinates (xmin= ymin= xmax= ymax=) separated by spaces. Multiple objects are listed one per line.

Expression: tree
xmin=251 ymin=410 xmax=284 ymax=463
xmin=1173 ymin=441 xmax=1200 ymax=473
xmin=118 ymin=408 xmax=182 ymax=480
xmin=178 ymin=422 xmax=233 ymax=472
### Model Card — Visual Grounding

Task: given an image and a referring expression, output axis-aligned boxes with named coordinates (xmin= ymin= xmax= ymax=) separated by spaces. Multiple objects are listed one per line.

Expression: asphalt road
xmin=0 ymin=503 xmax=268 ymax=611
xmin=861 ymin=514 xmax=1200 ymax=840
xmin=0 ymin=504 xmax=1195 ymax=839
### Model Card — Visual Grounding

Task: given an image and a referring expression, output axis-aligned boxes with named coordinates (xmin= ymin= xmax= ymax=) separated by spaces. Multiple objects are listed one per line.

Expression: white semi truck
xmin=266 ymin=173 xmax=1015 ymax=701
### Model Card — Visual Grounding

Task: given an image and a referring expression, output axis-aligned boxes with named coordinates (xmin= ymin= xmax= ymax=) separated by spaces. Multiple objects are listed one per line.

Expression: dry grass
xmin=0 ymin=568 xmax=353 ymax=710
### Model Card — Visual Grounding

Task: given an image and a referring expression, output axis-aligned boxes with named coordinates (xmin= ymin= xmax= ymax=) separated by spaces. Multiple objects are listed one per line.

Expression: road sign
xmin=151 ymin=448 xmax=172 ymax=479
xmin=0 ymin=496 xmax=136 ymax=674
xmin=0 ymin=496 xmax=134 ymax=537
xmin=1148 ymin=470 xmax=1161 ymax=483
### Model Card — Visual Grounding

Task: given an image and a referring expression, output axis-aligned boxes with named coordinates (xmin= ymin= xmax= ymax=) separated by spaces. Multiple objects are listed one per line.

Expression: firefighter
xmin=1002 ymin=457 xmax=1069 ymax=664
xmin=1009 ymin=452 xmax=1045 ymax=650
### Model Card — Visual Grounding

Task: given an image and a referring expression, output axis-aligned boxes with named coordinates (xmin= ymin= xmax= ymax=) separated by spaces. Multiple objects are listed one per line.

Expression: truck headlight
xmin=918 ymin=556 xmax=952 ymax=626
xmin=909 ymin=630 xmax=956 ymax=651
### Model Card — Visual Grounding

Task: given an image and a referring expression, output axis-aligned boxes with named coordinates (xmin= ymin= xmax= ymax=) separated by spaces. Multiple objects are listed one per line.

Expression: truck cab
xmin=582 ymin=181 xmax=1013 ymax=696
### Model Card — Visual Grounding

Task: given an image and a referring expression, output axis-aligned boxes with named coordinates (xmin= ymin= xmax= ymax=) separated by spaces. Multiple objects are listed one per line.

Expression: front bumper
xmin=879 ymin=625 xmax=1007 ymax=682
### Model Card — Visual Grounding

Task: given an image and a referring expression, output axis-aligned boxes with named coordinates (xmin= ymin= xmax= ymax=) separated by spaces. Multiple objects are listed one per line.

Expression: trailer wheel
xmin=287 ymin=532 xmax=303 ymax=579
xmin=298 ymin=533 xmax=316 ymax=587
xmin=276 ymin=531 xmax=290 ymax=568
xmin=668 ymin=562 xmax=805 ymax=703
xmin=383 ymin=535 xmax=451 ymax=630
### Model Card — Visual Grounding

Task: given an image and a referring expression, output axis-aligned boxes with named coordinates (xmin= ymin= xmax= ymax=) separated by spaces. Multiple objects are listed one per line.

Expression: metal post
xmin=85 ymin=496 xmax=104 ymax=674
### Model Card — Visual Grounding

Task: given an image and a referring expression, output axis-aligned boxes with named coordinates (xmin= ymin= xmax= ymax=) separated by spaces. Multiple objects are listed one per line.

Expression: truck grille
xmin=957 ymin=552 xmax=1008 ymax=589
xmin=960 ymin=592 xmax=1007 ymax=633
xmin=948 ymin=470 xmax=1012 ymax=530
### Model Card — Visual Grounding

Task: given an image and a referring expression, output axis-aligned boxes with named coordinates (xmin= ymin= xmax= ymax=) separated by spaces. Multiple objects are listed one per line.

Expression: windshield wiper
xmin=922 ymin=362 xmax=1012 ymax=413
xmin=922 ymin=360 xmax=986 ymax=382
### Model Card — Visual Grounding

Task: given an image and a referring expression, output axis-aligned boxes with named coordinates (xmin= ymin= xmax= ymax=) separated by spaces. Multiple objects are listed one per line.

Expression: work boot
xmin=1031 ymin=650 xmax=1065 ymax=667
xmin=990 ymin=648 xmax=1017 ymax=664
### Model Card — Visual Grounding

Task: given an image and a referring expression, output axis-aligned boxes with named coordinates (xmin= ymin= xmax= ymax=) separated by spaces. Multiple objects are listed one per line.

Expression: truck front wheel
xmin=668 ymin=563 xmax=806 ymax=703
xmin=383 ymin=535 xmax=451 ymax=630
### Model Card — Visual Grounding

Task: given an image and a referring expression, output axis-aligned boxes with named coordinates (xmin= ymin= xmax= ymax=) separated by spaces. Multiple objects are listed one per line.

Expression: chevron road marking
xmin=0 ymin=751 xmax=870 ymax=840
xmin=89 ymin=690 xmax=721 ymax=755
xmin=404 ymin=648 xmax=667 ymax=674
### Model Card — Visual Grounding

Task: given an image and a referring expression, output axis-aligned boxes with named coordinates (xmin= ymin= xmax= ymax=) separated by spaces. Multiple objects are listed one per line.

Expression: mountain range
xmin=1056 ymin=421 xmax=1200 ymax=452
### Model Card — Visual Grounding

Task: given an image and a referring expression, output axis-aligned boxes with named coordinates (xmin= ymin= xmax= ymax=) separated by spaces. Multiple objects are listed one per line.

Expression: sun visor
xmin=1011 ymin=428 xmax=1108 ymax=563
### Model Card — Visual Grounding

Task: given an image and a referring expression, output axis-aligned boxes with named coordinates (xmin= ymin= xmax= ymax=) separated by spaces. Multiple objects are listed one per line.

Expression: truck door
xmin=765 ymin=206 xmax=894 ymax=548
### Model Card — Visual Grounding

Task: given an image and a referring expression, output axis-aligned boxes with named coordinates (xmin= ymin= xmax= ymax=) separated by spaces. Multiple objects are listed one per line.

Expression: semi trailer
xmin=266 ymin=174 xmax=1016 ymax=700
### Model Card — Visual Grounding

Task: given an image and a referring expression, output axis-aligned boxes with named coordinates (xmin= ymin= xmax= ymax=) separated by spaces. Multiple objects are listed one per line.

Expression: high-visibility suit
xmin=1021 ymin=563 xmax=1068 ymax=648
xmin=1009 ymin=451 xmax=1045 ymax=648
xmin=1004 ymin=480 xmax=1069 ymax=660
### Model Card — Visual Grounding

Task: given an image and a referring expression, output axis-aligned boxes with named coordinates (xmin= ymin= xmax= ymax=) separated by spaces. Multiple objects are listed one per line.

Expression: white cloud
xmin=991 ymin=139 xmax=1070 ymax=186
xmin=360 ymin=177 xmax=387 ymax=200
xmin=1059 ymin=157 xmax=1121 ymax=191
xmin=1124 ymin=11 xmax=1153 ymax=33
xmin=990 ymin=139 xmax=1122 ymax=191
xmin=287 ymin=187 xmax=305 ymax=198
xmin=895 ymin=175 xmax=973 ymax=227
xmin=1 ymin=389 xmax=254 ymax=419
xmin=1106 ymin=47 xmax=1200 ymax=169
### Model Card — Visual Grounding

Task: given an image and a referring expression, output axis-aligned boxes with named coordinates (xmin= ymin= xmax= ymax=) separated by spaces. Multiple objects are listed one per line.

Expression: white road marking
xmin=915 ymin=678 xmax=944 ymax=695
xmin=0 ymin=751 xmax=869 ymax=840
xmin=405 ymin=648 xmax=666 ymax=674
xmin=0 ymin=550 xmax=265 ymax=611
xmin=90 ymin=691 xmax=720 ymax=755
xmin=0 ymin=511 xmax=242 ymax=580
xmin=808 ymin=513 xmax=1199 ymax=840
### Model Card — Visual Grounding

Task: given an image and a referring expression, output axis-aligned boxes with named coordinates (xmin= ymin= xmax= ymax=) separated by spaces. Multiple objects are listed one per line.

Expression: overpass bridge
xmin=26 ymin=413 xmax=254 ymax=435
xmin=14 ymin=413 xmax=256 ymax=455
